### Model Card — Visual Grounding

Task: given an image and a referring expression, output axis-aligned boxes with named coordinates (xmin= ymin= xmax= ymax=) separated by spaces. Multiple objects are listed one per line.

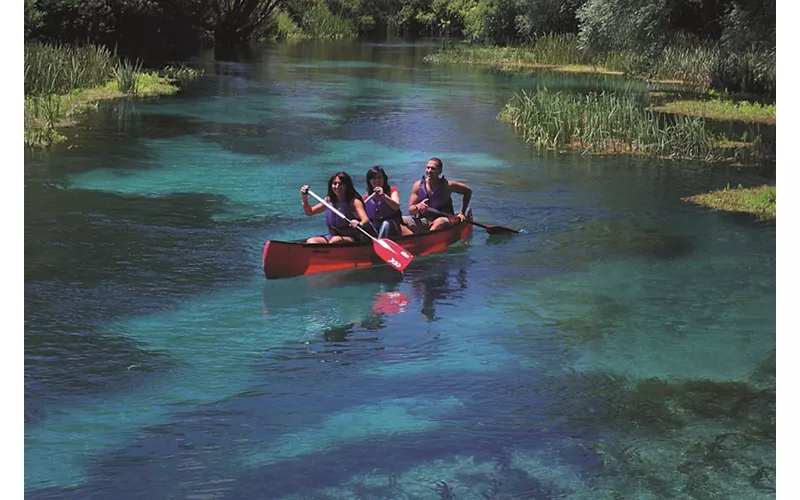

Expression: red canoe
xmin=262 ymin=217 xmax=473 ymax=279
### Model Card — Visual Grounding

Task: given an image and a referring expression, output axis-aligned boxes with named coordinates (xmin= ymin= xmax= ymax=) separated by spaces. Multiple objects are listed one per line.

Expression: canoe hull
xmin=262 ymin=221 xmax=473 ymax=279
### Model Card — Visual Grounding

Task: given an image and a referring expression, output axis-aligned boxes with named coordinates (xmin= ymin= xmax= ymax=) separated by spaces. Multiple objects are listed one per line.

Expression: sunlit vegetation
xmin=651 ymin=97 xmax=775 ymax=125
xmin=24 ymin=42 xmax=203 ymax=148
xmin=497 ymin=88 xmax=771 ymax=166
xmin=682 ymin=185 xmax=776 ymax=221
xmin=425 ymin=34 xmax=774 ymax=101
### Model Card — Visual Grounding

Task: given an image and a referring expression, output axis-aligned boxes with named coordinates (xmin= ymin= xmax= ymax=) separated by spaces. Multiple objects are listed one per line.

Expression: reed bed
xmin=301 ymin=3 xmax=356 ymax=39
xmin=497 ymin=88 xmax=749 ymax=162
xmin=425 ymin=34 xmax=775 ymax=99
xmin=25 ymin=43 xmax=116 ymax=96
xmin=113 ymin=58 xmax=143 ymax=94
xmin=424 ymin=35 xmax=594 ymax=66
xmin=24 ymin=42 xmax=204 ymax=148
xmin=524 ymin=34 xmax=597 ymax=66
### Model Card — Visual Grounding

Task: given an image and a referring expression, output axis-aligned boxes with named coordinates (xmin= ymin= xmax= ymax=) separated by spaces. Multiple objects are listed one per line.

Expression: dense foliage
xmin=25 ymin=0 xmax=774 ymax=96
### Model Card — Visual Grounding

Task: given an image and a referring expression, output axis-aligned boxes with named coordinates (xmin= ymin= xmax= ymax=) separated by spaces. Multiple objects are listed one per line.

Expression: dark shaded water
xmin=25 ymin=40 xmax=775 ymax=499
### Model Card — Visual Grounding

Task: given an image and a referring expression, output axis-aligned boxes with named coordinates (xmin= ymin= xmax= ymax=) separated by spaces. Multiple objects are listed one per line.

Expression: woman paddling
xmin=301 ymin=171 xmax=370 ymax=244
xmin=363 ymin=165 xmax=406 ymax=238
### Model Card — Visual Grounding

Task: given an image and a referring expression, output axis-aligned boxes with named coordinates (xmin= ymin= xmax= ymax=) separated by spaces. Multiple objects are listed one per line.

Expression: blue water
xmin=25 ymin=40 xmax=775 ymax=498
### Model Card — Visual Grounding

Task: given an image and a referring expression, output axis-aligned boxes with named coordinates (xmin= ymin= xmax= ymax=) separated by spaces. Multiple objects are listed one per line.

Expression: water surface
xmin=25 ymin=40 xmax=775 ymax=499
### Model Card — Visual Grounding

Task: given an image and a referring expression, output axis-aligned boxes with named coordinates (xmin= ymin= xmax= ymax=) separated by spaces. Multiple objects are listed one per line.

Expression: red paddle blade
xmin=372 ymin=291 xmax=410 ymax=315
xmin=373 ymin=238 xmax=414 ymax=271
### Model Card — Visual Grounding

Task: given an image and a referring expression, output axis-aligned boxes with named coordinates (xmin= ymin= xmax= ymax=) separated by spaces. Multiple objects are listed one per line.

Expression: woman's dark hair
xmin=327 ymin=171 xmax=359 ymax=204
xmin=365 ymin=166 xmax=391 ymax=195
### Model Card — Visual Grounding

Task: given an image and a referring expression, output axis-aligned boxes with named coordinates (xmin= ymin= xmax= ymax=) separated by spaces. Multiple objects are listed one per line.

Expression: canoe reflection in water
xmin=411 ymin=266 xmax=469 ymax=322
xmin=320 ymin=266 xmax=469 ymax=342
xmin=261 ymin=256 xmax=470 ymax=343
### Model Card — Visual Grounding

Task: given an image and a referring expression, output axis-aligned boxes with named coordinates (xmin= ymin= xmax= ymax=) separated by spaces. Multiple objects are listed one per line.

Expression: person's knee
xmin=430 ymin=217 xmax=451 ymax=231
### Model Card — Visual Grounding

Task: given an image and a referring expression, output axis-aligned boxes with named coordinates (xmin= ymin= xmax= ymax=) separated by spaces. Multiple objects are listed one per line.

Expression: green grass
xmin=424 ymin=35 xmax=775 ymax=105
xmin=498 ymin=88 xmax=723 ymax=161
xmin=24 ymin=42 xmax=116 ymax=96
xmin=652 ymin=98 xmax=775 ymax=124
xmin=423 ymin=36 xmax=610 ymax=72
xmin=683 ymin=185 xmax=776 ymax=221
xmin=268 ymin=8 xmax=309 ymax=40
xmin=25 ymin=74 xmax=191 ymax=148
xmin=25 ymin=43 xmax=204 ymax=148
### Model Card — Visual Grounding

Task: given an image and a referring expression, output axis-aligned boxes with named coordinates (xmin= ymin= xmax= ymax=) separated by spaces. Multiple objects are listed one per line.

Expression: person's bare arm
xmin=383 ymin=187 xmax=401 ymax=211
xmin=352 ymin=198 xmax=370 ymax=226
xmin=407 ymin=181 xmax=424 ymax=215
xmin=304 ymin=202 xmax=326 ymax=216
xmin=301 ymin=185 xmax=327 ymax=215
xmin=448 ymin=180 xmax=472 ymax=215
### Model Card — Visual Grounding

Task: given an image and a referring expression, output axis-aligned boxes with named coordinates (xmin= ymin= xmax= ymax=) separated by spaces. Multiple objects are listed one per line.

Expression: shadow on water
xmin=27 ymin=361 xmax=592 ymax=499
xmin=25 ymin=333 xmax=775 ymax=499
xmin=548 ymin=217 xmax=696 ymax=263
xmin=24 ymin=325 xmax=177 ymax=426
xmin=24 ymin=181 xmax=268 ymax=427
xmin=24 ymin=184 xmax=252 ymax=285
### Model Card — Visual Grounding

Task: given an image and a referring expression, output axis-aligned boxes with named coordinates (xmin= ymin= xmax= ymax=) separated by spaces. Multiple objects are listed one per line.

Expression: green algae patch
xmin=683 ymin=185 xmax=775 ymax=221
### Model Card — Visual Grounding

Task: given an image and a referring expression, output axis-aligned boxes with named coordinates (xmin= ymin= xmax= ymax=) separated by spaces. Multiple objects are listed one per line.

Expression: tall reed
xmin=525 ymin=33 xmax=596 ymax=66
xmin=498 ymin=88 xmax=726 ymax=161
xmin=24 ymin=43 xmax=116 ymax=96
xmin=301 ymin=2 xmax=356 ymax=39
xmin=114 ymin=58 xmax=144 ymax=94
xmin=425 ymin=33 xmax=774 ymax=100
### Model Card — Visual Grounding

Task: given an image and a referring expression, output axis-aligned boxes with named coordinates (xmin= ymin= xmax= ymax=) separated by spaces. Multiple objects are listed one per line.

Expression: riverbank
xmin=24 ymin=43 xmax=203 ymax=149
xmin=424 ymin=43 xmax=775 ymax=221
xmin=683 ymin=185 xmax=776 ymax=222
xmin=24 ymin=68 xmax=202 ymax=149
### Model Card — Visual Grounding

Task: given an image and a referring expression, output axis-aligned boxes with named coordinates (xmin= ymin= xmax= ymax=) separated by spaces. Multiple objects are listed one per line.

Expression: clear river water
xmin=24 ymin=40 xmax=775 ymax=499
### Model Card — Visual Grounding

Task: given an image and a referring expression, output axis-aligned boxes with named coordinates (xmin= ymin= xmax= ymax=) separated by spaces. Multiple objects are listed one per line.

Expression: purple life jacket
xmin=364 ymin=186 xmax=403 ymax=224
xmin=325 ymin=199 xmax=360 ymax=237
xmin=417 ymin=175 xmax=454 ymax=214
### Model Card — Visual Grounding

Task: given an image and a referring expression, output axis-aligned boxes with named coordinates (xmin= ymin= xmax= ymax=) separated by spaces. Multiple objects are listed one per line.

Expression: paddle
xmin=372 ymin=290 xmax=410 ymax=315
xmin=306 ymin=189 xmax=415 ymax=271
xmin=424 ymin=207 xmax=520 ymax=235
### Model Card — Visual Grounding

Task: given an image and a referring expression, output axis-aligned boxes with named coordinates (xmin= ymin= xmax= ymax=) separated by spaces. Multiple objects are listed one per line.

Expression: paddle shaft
xmin=424 ymin=207 xmax=488 ymax=228
xmin=424 ymin=207 xmax=520 ymax=234
xmin=306 ymin=190 xmax=378 ymax=243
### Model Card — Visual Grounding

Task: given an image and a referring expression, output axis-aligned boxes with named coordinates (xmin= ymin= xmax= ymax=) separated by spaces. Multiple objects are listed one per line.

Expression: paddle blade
xmin=486 ymin=225 xmax=520 ymax=235
xmin=373 ymin=238 xmax=414 ymax=271
xmin=372 ymin=291 xmax=410 ymax=315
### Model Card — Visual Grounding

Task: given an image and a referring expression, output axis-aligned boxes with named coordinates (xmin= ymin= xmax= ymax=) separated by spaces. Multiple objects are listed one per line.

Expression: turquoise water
xmin=25 ymin=40 xmax=775 ymax=498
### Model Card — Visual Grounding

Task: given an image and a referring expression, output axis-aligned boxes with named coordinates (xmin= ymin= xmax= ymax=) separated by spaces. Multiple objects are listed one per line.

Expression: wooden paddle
xmin=424 ymin=207 xmax=520 ymax=235
xmin=307 ymin=189 xmax=415 ymax=271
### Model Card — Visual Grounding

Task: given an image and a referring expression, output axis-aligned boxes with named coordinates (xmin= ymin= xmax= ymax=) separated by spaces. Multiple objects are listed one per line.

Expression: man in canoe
xmin=403 ymin=157 xmax=472 ymax=233
xmin=363 ymin=165 xmax=407 ymax=238
xmin=301 ymin=171 xmax=370 ymax=244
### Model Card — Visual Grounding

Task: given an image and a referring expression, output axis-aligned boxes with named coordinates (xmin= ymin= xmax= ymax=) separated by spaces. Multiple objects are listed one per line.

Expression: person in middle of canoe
xmin=300 ymin=171 xmax=370 ymax=244
xmin=362 ymin=165 xmax=406 ymax=239
xmin=403 ymin=157 xmax=472 ymax=233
